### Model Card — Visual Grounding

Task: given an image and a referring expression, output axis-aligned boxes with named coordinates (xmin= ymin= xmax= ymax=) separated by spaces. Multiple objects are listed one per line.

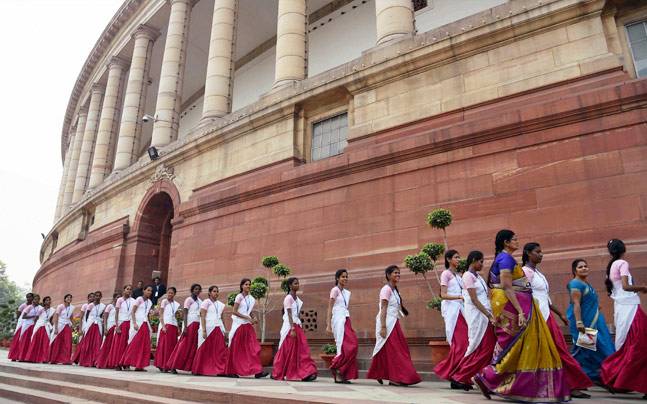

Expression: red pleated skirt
xmin=192 ymin=328 xmax=229 ymax=376
xmin=434 ymin=313 xmax=469 ymax=381
xmin=367 ymin=320 xmax=421 ymax=385
xmin=95 ymin=325 xmax=116 ymax=368
xmin=166 ymin=322 xmax=199 ymax=372
xmin=24 ymin=327 xmax=50 ymax=363
xmin=546 ymin=314 xmax=593 ymax=390
xmin=451 ymin=324 xmax=496 ymax=385
xmin=120 ymin=323 xmax=151 ymax=369
xmin=76 ymin=324 xmax=102 ymax=367
xmin=601 ymin=306 xmax=647 ymax=394
xmin=271 ymin=325 xmax=317 ymax=381
xmin=8 ymin=327 xmax=25 ymax=360
xmin=49 ymin=325 xmax=73 ymax=364
xmin=330 ymin=318 xmax=359 ymax=381
xmin=225 ymin=323 xmax=262 ymax=376
xmin=154 ymin=324 xmax=179 ymax=371
xmin=105 ymin=321 xmax=130 ymax=369
xmin=17 ymin=325 xmax=34 ymax=361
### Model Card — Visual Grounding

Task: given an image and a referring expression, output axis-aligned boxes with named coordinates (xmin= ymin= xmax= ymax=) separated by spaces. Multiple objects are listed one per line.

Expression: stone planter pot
xmin=320 ymin=353 xmax=335 ymax=369
xmin=259 ymin=342 xmax=275 ymax=366
xmin=429 ymin=340 xmax=450 ymax=366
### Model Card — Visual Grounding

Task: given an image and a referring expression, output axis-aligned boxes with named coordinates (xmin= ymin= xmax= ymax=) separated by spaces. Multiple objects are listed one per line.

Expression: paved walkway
xmin=1 ymin=350 xmax=644 ymax=403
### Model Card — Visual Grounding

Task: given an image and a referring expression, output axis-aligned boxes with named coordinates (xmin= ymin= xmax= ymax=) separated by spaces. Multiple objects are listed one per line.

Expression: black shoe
xmin=377 ymin=379 xmax=383 ymax=385
xmin=255 ymin=371 xmax=269 ymax=378
xmin=389 ymin=381 xmax=408 ymax=387
xmin=228 ymin=374 xmax=239 ymax=378
xmin=302 ymin=374 xmax=317 ymax=382
xmin=335 ymin=379 xmax=351 ymax=384
xmin=474 ymin=377 xmax=492 ymax=400
xmin=451 ymin=380 xmax=473 ymax=391
xmin=571 ymin=390 xmax=591 ymax=399
xmin=170 ymin=369 xmax=177 ymax=374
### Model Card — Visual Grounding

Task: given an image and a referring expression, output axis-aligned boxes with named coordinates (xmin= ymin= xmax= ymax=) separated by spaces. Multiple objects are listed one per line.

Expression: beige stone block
xmin=488 ymin=27 xmax=568 ymax=64
xmin=353 ymin=100 xmax=388 ymax=125
xmin=498 ymin=65 xmax=581 ymax=97
xmin=553 ymin=34 xmax=609 ymax=66
xmin=441 ymin=87 xmax=499 ymax=112
xmin=566 ymin=16 xmax=604 ymax=41
xmin=354 ymin=90 xmax=376 ymax=108
xmin=439 ymin=76 xmax=464 ymax=99
xmin=578 ymin=53 xmax=622 ymax=76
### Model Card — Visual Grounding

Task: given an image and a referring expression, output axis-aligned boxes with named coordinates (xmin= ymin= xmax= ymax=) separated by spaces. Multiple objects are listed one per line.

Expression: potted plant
xmin=320 ymin=343 xmax=337 ymax=368
xmin=149 ymin=306 xmax=160 ymax=334
xmin=253 ymin=256 xmax=291 ymax=366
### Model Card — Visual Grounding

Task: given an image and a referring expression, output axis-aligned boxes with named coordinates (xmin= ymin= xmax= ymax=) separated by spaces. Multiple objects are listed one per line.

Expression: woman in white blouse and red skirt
xmin=271 ymin=277 xmax=317 ymax=381
xmin=326 ymin=269 xmax=358 ymax=384
xmin=8 ymin=293 xmax=33 ymax=361
xmin=367 ymin=265 xmax=421 ymax=386
xmin=105 ymin=285 xmax=134 ymax=369
xmin=600 ymin=239 xmax=647 ymax=396
xmin=49 ymin=294 xmax=74 ymax=364
xmin=166 ymin=283 xmax=202 ymax=373
xmin=9 ymin=294 xmax=37 ymax=361
xmin=225 ymin=278 xmax=268 ymax=378
xmin=76 ymin=291 xmax=105 ymax=367
xmin=120 ymin=285 xmax=153 ymax=370
xmin=192 ymin=285 xmax=229 ymax=376
xmin=95 ymin=293 xmax=119 ymax=368
xmin=24 ymin=296 xmax=54 ymax=363
xmin=154 ymin=287 xmax=181 ymax=372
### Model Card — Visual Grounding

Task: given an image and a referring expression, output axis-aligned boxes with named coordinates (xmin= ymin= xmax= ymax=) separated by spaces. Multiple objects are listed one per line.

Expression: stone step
xmin=0 ymin=382 xmax=101 ymax=404
xmin=0 ymin=372 xmax=196 ymax=404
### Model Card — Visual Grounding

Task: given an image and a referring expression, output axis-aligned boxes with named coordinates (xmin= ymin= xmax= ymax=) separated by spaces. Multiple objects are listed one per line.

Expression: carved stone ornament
xmin=151 ymin=163 xmax=175 ymax=183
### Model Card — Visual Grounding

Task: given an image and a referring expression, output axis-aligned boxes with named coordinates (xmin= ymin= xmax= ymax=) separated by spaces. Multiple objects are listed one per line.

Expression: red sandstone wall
xmin=34 ymin=70 xmax=647 ymax=368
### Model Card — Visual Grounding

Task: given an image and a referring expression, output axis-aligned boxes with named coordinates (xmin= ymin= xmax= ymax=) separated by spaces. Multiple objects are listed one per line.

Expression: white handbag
xmin=576 ymin=327 xmax=598 ymax=351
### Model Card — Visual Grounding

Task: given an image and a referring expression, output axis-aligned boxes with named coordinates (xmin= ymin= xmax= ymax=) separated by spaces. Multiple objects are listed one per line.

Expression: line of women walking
xmin=7 ymin=232 xmax=646 ymax=402
xmin=433 ymin=231 xmax=647 ymax=402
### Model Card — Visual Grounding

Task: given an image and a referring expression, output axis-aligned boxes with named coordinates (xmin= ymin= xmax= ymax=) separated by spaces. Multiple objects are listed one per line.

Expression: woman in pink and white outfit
xmin=105 ymin=285 xmax=134 ymax=369
xmin=271 ymin=277 xmax=317 ymax=382
xmin=326 ymin=269 xmax=358 ymax=384
xmin=49 ymin=294 xmax=75 ymax=364
xmin=72 ymin=292 xmax=95 ymax=364
xmin=154 ymin=287 xmax=181 ymax=372
xmin=16 ymin=294 xmax=41 ymax=361
xmin=24 ymin=296 xmax=54 ymax=363
xmin=76 ymin=291 xmax=105 ymax=367
xmin=225 ymin=279 xmax=267 ymax=378
xmin=600 ymin=239 xmax=647 ymax=396
xmin=167 ymin=283 xmax=202 ymax=373
xmin=8 ymin=293 xmax=34 ymax=361
xmin=95 ymin=293 xmax=119 ymax=368
xmin=192 ymin=285 xmax=229 ymax=376
xmin=120 ymin=285 xmax=153 ymax=370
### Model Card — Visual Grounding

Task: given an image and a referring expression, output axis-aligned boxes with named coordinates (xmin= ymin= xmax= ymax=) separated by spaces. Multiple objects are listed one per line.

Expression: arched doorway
xmin=131 ymin=186 xmax=179 ymax=286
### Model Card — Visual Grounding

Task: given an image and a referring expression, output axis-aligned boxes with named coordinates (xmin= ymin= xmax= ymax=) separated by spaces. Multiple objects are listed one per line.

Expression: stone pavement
xmin=0 ymin=350 xmax=644 ymax=403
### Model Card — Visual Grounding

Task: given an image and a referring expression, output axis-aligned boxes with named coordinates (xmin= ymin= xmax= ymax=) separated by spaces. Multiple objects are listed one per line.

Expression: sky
xmin=0 ymin=0 xmax=123 ymax=289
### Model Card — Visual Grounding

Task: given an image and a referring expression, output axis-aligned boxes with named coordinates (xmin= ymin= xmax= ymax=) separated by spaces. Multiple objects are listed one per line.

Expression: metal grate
xmin=627 ymin=21 xmax=647 ymax=78
xmin=413 ymin=0 xmax=428 ymax=12
xmin=311 ymin=113 xmax=348 ymax=161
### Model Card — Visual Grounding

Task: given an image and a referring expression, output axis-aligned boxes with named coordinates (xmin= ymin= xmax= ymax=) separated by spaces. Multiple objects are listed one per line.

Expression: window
xmin=627 ymin=21 xmax=647 ymax=77
xmin=413 ymin=0 xmax=429 ymax=12
xmin=311 ymin=113 xmax=348 ymax=161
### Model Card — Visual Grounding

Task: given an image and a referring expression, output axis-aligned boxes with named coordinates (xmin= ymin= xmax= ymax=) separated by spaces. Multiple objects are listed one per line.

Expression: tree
xmin=0 ymin=260 xmax=27 ymax=339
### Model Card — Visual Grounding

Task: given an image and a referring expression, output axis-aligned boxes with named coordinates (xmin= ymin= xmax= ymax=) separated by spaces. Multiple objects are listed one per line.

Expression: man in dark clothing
xmin=132 ymin=280 xmax=144 ymax=299
xmin=151 ymin=276 xmax=166 ymax=306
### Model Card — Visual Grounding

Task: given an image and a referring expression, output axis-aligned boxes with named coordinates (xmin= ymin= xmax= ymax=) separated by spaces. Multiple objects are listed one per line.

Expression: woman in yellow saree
xmin=474 ymin=230 xmax=569 ymax=402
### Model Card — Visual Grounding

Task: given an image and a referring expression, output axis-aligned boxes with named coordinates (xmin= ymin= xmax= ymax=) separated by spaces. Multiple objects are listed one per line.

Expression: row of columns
xmin=54 ymin=0 xmax=416 ymax=220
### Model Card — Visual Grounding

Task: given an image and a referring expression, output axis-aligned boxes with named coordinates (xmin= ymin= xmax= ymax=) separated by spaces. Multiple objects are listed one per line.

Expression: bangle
xmin=576 ymin=320 xmax=584 ymax=325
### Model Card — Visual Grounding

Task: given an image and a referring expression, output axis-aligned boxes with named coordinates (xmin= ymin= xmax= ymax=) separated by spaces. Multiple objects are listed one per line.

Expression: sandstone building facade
xmin=37 ymin=0 xmax=647 ymax=370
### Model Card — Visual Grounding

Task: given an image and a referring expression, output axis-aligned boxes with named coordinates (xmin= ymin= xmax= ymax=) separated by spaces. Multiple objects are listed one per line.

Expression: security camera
xmin=142 ymin=114 xmax=155 ymax=123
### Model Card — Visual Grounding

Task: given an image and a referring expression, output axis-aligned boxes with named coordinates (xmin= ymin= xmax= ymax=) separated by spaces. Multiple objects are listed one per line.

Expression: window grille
xmin=311 ymin=113 xmax=348 ymax=161
xmin=626 ymin=21 xmax=647 ymax=78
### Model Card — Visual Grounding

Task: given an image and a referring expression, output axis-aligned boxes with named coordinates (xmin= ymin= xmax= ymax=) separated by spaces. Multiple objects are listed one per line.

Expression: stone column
xmin=202 ymin=0 xmax=237 ymax=119
xmin=113 ymin=25 xmax=158 ymax=171
xmin=273 ymin=0 xmax=307 ymax=88
xmin=151 ymin=0 xmax=192 ymax=148
xmin=54 ymin=136 xmax=74 ymax=221
xmin=63 ymin=110 xmax=87 ymax=211
xmin=73 ymin=84 xmax=104 ymax=203
xmin=375 ymin=0 xmax=414 ymax=45
xmin=88 ymin=57 xmax=128 ymax=189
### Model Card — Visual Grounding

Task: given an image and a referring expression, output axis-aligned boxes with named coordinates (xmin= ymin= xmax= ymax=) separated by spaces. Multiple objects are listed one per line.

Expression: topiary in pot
xmin=426 ymin=208 xmax=453 ymax=249
xmin=405 ymin=252 xmax=438 ymax=298
xmin=422 ymin=242 xmax=445 ymax=262
xmin=261 ymin=256 xmax=279 ymax=269
xmin=272 ymin=263 xmax=291 ymax=278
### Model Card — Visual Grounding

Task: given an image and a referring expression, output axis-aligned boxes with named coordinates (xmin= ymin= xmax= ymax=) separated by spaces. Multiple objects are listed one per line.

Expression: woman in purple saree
xmin=474 ymin=229 xmax=569 ymax=403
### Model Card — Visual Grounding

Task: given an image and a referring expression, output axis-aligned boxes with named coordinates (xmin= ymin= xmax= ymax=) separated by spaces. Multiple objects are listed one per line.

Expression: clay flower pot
xmin=429 ymin=339 xmax=450 ymax=366
xmin=259 ymin=341 xmax=275 ymax=366
xmin=320 ymin=353 xmax=335 ymax=369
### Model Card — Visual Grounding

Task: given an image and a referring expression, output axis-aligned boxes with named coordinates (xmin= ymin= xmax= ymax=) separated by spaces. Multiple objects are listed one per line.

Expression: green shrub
xmin=252 ymin=276 xmax=268 ymax=287
xmin=427 ymin=296 xmax=442 ymax=311
xmin=272 ymin=263 xmax=291 ymax=278
xmin=426 ymin=208 xmax=452 ymax=229
xmin=322 ymin=343 xmax=337 ymax=355
xmin=227 ymin=292 xmax=237 ymax=307
xmin=457 ymin=258 xmax=468 ymax=273
xmin=404 ymin=252 xmax=433 ymax=275
xmin=250 ymin=281 xmax=268 ymax=300
xmin=421 ymin=243 xmax=445 ymax=261
xmin=261 ymin=256 xmax=279 ymax=269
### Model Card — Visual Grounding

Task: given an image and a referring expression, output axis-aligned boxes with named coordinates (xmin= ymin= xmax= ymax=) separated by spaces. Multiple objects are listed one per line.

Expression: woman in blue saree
xmin=566 ymin=258 xmax=615 ymax=383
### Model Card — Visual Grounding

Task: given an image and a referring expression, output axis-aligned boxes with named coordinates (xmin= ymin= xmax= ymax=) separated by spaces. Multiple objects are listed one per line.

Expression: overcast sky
xmin=0 ymin=0 xmax=123 ymax=288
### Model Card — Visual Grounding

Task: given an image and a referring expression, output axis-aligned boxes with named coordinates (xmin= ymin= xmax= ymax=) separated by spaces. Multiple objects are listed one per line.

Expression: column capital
xmin=132 ymin=24 xmax=160 ymax=41
xmin=107 ymin=56 xmax=129 ymax=71
xmin=90 ymin=83 xmax=105 ymax=94
xmin=169 ymin=0 xmax=192 ymax=5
